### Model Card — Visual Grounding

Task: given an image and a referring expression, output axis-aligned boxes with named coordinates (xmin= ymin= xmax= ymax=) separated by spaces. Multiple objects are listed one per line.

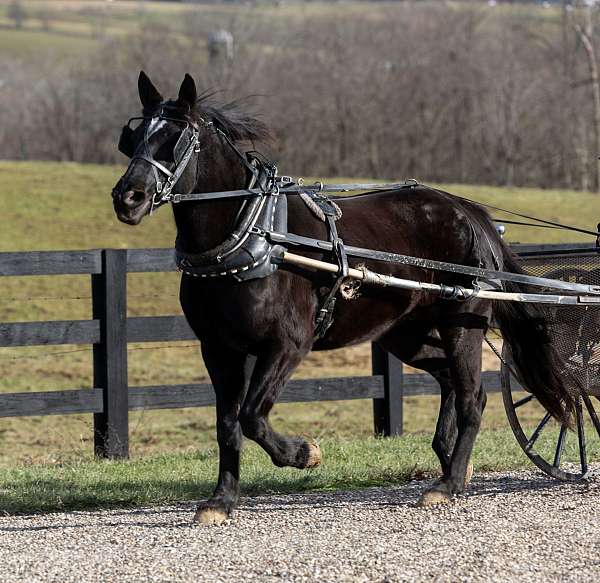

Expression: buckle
xmin=250 ymin=226 xmax=267 ymax=237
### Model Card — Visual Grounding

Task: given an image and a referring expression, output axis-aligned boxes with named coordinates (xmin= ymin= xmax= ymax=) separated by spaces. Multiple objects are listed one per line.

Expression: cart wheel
xmin=501 ymin=345 xmax=600 ymax=482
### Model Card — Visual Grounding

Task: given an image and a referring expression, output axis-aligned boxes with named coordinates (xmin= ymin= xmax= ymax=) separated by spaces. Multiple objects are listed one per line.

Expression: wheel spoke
xmin=576 ymin=398 xmax=588 ymax=476
xmin=514 ymin=394 xmax=534 ymax=409
xmin=581 ymin=390 xmax=600 ymax=439
xmin=526 ymin=412 xmax=552 ymax=452
xmin=553 ymin=425 xmax=567 ymax=468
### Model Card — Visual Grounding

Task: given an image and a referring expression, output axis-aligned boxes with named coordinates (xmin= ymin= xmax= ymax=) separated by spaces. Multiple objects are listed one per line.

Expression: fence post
xmin=92 ymin=249 xmax=129 ymax=458
xmin=371 ymin=342 xmax=404 ymax=436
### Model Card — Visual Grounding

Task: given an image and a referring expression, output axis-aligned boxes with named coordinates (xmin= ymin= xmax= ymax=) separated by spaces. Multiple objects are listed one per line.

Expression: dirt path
xmin=1 ymin=471 xmax=599 ymax=582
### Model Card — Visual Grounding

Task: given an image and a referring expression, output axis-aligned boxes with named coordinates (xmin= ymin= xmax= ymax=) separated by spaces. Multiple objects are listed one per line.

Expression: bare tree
xmin=7 ymin=0 xmax=26 ymax=30
xmin=573 ymin=2 xmax=600 ymax=192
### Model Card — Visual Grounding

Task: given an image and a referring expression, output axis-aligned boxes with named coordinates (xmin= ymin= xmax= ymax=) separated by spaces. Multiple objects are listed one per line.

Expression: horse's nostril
xmin=123 ymin=190 xmax=146 ymax=206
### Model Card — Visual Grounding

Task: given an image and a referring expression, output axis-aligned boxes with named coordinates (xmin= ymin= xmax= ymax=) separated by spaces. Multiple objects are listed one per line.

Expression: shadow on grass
xmin=0 ymin=467 xmax=575 ymax=518
xmin=0 ymin=473 xmax=415 ymax=515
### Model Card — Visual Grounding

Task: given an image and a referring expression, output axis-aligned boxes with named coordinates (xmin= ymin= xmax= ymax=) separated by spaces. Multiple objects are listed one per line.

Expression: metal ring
xmin=314 ymin=181 xmax=324 ymax=192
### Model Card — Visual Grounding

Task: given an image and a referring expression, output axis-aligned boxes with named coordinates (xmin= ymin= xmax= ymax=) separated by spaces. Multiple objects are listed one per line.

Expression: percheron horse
xmin=112 ymin=72 xmax=570 ymax=524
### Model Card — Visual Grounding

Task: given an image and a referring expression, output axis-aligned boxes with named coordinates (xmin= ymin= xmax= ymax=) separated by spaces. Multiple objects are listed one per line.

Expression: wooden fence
xmin=0 ymin=242 xmax=596 ymax=459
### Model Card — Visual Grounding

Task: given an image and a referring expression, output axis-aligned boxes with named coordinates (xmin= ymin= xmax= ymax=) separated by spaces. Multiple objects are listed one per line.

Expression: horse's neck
xmin=172 ymin=143 xmax=247 ymax=253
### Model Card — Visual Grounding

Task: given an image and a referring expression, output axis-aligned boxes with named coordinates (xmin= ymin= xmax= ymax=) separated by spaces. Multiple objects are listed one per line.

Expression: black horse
xmin=112 ymin=72 xmax=571 ymax=524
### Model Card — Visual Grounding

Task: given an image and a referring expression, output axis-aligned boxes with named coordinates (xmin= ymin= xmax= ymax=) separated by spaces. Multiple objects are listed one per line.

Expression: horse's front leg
xmin=238 ymin=339 xmax=320 ymax=469
xmin=194 ymin=342 xmax=253 ymax=525
xmin=418 ymin=308 xmax=489 ymax=507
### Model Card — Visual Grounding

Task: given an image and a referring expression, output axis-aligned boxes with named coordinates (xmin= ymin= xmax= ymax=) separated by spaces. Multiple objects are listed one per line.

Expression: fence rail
xmin=0 ymin=243 xmax=594 ymax=458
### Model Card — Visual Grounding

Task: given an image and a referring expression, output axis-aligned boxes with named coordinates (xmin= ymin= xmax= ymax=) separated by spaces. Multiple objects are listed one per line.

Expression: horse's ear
xmin=177 ymin=73 xmax=197 ymax=110
xmin=138 ymin=70 xmax=163 ymax=110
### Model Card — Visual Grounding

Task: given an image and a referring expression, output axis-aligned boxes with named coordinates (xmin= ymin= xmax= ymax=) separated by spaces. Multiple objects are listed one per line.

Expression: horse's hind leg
xmin=418 ymin=307 xmax=489 ymax=506
xmin=380 ymin=323 xmax=463 ymax=478
xmin=432 ymin=379 xmax=486 ymax=486
xmin=238 ymin=340 xmax=319 ymax=469
xmin=194 ymin=342 xmax=253 ymax=525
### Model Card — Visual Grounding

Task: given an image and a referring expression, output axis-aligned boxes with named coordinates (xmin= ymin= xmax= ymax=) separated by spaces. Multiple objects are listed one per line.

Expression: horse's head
xmin=112 ymin=71 xmax=202 ymax=225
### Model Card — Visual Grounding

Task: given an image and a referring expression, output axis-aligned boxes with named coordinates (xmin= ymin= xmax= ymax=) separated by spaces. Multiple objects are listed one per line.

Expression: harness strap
xmin=215 ymin=127 xmax=261 ymax=181
xmin=295 ymin=190 xmax=348 ymax=339
xmin=132 ymin=154 xmax=175 ymax=179
xmin=314 ymin=215 xmax=349 ymax=340
xmin=176 ymin=158 xmax=273 ymax=266
xmin=170 ymin=180 xmax=419 ymax=203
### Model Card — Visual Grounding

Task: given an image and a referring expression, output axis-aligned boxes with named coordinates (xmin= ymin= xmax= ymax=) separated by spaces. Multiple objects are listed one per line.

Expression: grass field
xmin=0 ymin=434 xmax=502 ymax=513
xmin=1 ymin=159 xmax=599 ymax=511
xmin=2 ymin=423 xmax=598 ymax=513
xmin=0 ymin=0 xmax=565 ymax=64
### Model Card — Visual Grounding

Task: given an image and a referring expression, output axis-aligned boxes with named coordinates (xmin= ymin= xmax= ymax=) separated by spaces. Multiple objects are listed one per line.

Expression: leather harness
xmin=175 ymin=156 xmax=288 ymax=283
xmin=119 ymin=112 xmax=356 ymax=338
xmin=119 ymin=110 xmax=600 ymax=341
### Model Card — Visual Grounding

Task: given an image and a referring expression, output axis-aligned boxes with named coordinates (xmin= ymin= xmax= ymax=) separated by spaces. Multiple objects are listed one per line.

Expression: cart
xmin=502 ymin=246 xmax=600 ymax=481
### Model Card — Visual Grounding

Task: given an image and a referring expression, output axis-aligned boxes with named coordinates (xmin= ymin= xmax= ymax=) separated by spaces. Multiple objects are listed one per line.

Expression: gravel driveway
xmin=1 ymin=471 xmax=600 ymax=582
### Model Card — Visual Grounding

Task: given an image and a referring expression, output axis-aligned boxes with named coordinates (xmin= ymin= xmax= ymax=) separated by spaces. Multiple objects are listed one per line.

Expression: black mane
xmin=194 ymin=94 xmax=272 ymax=144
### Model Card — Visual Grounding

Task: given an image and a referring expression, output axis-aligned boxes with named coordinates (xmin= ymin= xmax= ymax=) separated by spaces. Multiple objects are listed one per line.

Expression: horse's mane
xmin=193 ymin=93 xmax=272 ymax=144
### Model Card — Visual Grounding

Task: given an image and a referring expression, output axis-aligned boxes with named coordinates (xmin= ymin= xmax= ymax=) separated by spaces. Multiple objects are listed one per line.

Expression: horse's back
xmin=288 ymin=186 xmax=487 ymax=270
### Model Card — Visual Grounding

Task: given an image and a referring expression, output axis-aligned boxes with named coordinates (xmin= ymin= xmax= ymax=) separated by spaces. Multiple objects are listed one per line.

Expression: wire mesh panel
xmin=518 ymin=250 xmax=600 ymax=397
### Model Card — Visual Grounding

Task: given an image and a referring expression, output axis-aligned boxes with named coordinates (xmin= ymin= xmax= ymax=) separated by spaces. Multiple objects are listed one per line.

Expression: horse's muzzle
xmin=113 ymin=188 xmax=152 ymax=225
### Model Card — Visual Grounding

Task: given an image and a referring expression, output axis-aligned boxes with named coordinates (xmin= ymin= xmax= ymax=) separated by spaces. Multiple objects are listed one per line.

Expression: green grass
xmin=3 ymin=425 xmax=596 ymax=515
xmin=0 ymin=431 xmax=532 ymax=514
xmin=1 ymin=161 xmax=596 ymax=255
xmin=0 ymin=26 xmax=98 ymax=58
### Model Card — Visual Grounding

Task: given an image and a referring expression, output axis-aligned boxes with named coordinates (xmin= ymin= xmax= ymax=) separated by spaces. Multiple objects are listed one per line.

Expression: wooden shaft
xmin=282 ymin=251 xmax=365 ymax=279
xmin=283 ymin=252 xmax=448 ymax=293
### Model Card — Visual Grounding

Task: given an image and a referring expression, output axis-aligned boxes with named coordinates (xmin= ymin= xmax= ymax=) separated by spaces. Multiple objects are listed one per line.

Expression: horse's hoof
xmin=417 ymin=489 xmax=452 ymax=508
xmin=304 ymin=442 xmax=322 ymax=468
xmin=193 ymin=506 xmax=229 ymax=526
xmin=464 ymin=462 xmax=474 ymax=488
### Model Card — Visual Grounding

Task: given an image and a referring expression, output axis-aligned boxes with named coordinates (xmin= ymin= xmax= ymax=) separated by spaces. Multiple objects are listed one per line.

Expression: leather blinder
xmin=118 ymin=126 xmax=135 ymax=158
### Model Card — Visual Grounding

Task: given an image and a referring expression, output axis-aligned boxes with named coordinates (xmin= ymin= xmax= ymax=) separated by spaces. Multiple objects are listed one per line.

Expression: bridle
xmin=118 ymin=107 xmax=423 ymax=214
xmin=118 ymin=105 xmax=266 ymax=214
xmin=119 ymin=105 xmax=206 ymax=213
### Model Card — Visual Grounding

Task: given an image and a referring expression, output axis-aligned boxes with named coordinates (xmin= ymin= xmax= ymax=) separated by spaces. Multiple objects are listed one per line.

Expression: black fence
xmin=0 ymin=242 xmax=596 ymax=459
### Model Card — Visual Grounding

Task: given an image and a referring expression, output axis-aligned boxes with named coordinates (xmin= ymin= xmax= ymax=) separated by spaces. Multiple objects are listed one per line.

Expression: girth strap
xmin=298 ymin=190 xmax=348 ymax=340
xmin=314 ymin=214 xmax=349 ymax=340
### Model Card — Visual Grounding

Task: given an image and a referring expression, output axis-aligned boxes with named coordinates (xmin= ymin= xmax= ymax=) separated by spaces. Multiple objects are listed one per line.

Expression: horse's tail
xmin=492 ymin=245 xmax=574 ymax=421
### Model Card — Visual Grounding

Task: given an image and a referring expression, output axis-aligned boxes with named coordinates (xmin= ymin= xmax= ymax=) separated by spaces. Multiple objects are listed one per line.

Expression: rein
xmin=120 ymin=109 xmax=599 ymax=240
xmin=168 ymin=180 xmax=420 ymax=203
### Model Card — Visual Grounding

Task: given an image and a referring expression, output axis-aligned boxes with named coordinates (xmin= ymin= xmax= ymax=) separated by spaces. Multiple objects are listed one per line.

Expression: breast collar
xmin=175 ymin=155 xmax=288 ymax=282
